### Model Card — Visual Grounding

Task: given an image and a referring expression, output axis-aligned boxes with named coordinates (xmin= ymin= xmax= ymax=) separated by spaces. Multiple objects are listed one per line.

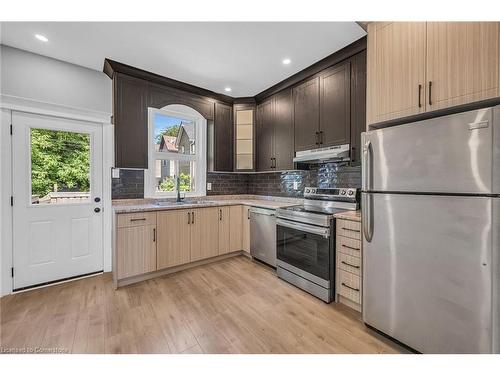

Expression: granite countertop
xmin=333 ymin=210 xmax=362 ymax=222
xmin=113 ymin=195 xmax=302 ymax=214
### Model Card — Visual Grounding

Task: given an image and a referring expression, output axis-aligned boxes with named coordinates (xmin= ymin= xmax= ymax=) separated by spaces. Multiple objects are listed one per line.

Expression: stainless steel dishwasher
xmin=249 ymin=207 xmax=276 ymax=267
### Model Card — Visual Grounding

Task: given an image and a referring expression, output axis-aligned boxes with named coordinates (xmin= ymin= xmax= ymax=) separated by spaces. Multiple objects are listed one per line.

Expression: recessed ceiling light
xmin=35 ymin=34 xmax=48 ymax=42
xmin=282 ymin=58 xmax=291 ymax=65
xmin=224 ymin=87 xmax=232 ymax=92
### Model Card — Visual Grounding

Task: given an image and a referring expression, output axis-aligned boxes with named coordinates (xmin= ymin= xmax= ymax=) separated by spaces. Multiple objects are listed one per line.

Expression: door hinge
xmin=10 ymin=196 xmax=13 ymax=206
xmin=10 ymin=124 xmax=13 ymax=135
xmin=11 ymin=267 xmax=14 ymax=278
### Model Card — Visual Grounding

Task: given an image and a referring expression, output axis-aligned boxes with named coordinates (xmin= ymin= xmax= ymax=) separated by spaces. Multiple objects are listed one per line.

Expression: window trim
xmin=145 ymin=105 xmax=207 ymax=198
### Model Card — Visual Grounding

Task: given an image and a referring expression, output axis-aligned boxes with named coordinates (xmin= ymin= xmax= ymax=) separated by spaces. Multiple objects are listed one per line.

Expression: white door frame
xmin=0 ymin=95 xmax=113 ymax=296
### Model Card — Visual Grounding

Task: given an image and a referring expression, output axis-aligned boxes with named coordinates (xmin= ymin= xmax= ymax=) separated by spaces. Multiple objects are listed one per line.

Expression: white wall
xmin=1 ymin=44 xmax=112 ymax=113
xmin=0 ymin=45 xmax=113 ymax=296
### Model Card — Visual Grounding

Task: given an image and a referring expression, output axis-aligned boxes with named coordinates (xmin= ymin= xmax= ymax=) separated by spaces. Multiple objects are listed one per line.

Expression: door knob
xmin=94 ymin=207 xmax=101 ymax=213
xmin=94 ymin=197 xmax=101 ymax=203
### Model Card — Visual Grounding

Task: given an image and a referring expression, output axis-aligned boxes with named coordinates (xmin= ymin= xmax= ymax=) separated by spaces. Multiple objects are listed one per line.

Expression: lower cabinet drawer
xmin=117 ymin=212 xmax=157 ymax=228
xmin=336 ymin=219 xmax=361 ymax=240
xmin=338 ymin=253 xmax=361 ymax=276
xmin=337 ymin=235 xmax=362 ymax=257
xmin=338 ymin=269 xmax=361 ymax=304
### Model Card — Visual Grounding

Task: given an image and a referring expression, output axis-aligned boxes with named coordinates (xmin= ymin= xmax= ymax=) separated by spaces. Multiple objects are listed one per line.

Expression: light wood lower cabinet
xmin=218 ymin=206 xmax=231 ymax=254
xmin=157 ymin=209 xmax=191 ymax=269
xmin=229 ymin=205 xmax=243 ymax=252
xmin=242 ymin=206 xmax=251 ymax=253
xmin=336 ymin=218 xmax=363 ymax=312
xmin=116 ymin=204 xmax=248 ymax=285
xmin=116 ymin=222 xmax=157 ymax=279
xmin=190 ymin=207 xmax=220 ymax=262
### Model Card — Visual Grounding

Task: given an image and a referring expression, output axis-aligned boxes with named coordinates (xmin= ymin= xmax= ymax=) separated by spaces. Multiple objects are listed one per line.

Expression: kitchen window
xmin=145 ymin=105 xmax=206 ymax=198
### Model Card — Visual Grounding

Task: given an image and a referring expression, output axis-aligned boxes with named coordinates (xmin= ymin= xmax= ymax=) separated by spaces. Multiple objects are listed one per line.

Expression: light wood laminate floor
xmin=1 ymin=256 xmax=404 ymax=354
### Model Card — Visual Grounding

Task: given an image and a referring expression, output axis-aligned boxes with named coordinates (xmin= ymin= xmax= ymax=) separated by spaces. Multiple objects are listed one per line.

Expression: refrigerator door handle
xmin=362 ymin=140 xmax=372 ymax=191
xmin=363 ymin=193 xmax=373 ymax=242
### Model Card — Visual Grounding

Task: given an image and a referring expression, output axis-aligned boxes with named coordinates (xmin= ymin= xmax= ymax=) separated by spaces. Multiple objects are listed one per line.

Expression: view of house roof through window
xmin=154 ymin=113 xmax=195 ymax=155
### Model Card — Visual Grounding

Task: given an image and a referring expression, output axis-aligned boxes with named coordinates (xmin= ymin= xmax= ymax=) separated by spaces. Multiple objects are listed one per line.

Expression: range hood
xmin=293 ymin=144 xmax=350 ymax=164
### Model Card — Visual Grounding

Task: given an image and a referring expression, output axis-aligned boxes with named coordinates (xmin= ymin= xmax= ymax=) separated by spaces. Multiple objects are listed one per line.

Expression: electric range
xmin=275 ymin=187 xmax=359 ymax=302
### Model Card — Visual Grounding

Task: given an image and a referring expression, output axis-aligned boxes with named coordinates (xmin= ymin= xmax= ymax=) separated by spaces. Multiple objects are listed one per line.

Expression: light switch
xmin=112 ymin=168 xmax=120 ymax=179
xmin=207 ymin=182 xmax=212 ymax=191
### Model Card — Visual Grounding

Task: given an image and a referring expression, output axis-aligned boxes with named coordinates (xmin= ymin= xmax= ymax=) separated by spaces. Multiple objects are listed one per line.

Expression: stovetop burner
xmin=276 ymin=186 xmax=359 ymax=227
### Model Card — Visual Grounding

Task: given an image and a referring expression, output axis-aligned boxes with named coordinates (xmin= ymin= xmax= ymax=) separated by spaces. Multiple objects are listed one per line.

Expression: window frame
xmin=145 ymin=105 xmax=207 ymax=198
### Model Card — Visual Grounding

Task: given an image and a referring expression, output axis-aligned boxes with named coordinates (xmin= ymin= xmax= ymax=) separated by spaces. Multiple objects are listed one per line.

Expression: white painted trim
xmin=1 ymin=109 xmax=13 ymax=297
xmin=145 ymin=105 xmax=207 ymax=199
xmin=102 ymin=123 xmax=114 ymax=272
xmin=0 ymin=94 xmax=111 ymax=124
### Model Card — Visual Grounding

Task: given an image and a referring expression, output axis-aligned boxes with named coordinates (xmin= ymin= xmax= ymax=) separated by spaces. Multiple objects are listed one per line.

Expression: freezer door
xmin=362 ymin=106 xmax=497 ymax=194
xmin=362 ymin=193 xmax=493 ymax=353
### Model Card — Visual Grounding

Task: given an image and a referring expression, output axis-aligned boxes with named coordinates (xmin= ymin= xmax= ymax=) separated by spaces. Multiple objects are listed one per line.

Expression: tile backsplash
xmin=111 ymin=169 xmax=144 ymax=199
xmin=112 ymin=163 xmax=361 ymax=199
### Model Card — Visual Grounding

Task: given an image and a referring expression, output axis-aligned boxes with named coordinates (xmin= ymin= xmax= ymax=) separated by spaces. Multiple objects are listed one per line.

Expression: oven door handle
xmin=276 ymin=218 xmax=330 ymax=238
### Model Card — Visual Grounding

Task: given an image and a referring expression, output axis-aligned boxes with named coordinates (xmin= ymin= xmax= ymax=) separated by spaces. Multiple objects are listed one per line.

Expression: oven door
xmin=276 ymin=218 xmax=332 ymax=281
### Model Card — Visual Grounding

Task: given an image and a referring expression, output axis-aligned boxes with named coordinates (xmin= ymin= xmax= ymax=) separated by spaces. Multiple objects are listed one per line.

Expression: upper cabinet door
xmin=273 ymin=89 xmax=294 ymax=170
xmin=214 ymin=102 xmax=233 ymax=172
xmin=426 ymin=22 xmax=499 ymax=111
xmin=256 ymin=99 xmax=275 ymax=171
xmin=319 ymin=60 xmax=351 ymax=147
xmin=114 ymin=73 xmax=149 ymax=168
xmin=367 ymin=22 xmax=427 ymax=125
xmin=350 ymin=50 xmax=367 ymax=165
xmin=293 ymin=77 xmax=320 ymax=151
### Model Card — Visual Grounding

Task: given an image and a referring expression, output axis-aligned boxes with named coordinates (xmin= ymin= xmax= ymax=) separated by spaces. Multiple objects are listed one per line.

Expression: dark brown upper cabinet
xmin=293 ymin=60 xmax=352 ymax=153
xmin=213 ymin=102 xmax=233 ymax=171
xmin=113 ymin=73 xmax=149 ymax=169
xmin=256 ymin=98 xmax=275 ymax=171
xmin=349 ymin=50 xmax=367 ymax=165
xmin=293 ymin=77 xmax=320 ymax=152
xmin=319 ymin=60 xmax=351 ymax=148
xmin=273 ymin=89 xmax=294 ymax=170
xmin=256 ymin=89 xmax=294 ymax=172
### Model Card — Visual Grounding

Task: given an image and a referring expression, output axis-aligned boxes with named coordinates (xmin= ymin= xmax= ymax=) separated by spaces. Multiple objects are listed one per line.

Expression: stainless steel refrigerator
xmin=361 ymin=105 xmax=500 ymax=353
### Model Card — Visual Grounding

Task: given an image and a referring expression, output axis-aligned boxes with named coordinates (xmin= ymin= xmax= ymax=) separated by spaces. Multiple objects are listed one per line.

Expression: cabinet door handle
xmin=315 ymin=131 xmax=319 ymax=145
xmin=428 ymin=81 xmax=432 ymax=106
xmin=153 ymin=228 xmax=156 ymax=242
xmin=319 ymin=131 xmax=323 ymax=145
xmin=341 ymin=282 xmax=360 ymax=292
xmin=247 ymin=209 xmax=250 ymax=220
xmin=341 ymin=261 xmax=360 ymax=269
xmin=418 ymin=84 xmax=422 ymax=108
xmin=188 ymin=212 xmax=191 ymax=224
xmin=219 ymin=209 xmax=222 ymax=221
xmin=192 ymin=211 xmax=195 ymax=224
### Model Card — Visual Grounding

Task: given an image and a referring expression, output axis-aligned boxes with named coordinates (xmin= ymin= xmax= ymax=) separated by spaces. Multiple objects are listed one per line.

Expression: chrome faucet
xmin=176 ymin=176 xmax=183 ymax=203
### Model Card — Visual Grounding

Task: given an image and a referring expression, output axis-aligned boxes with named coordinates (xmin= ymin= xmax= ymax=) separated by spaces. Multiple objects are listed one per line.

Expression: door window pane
xmin=154 ymin=113 xmax=196 ymax=155
xmin=30 ymin=128 xmax=90 ymax=205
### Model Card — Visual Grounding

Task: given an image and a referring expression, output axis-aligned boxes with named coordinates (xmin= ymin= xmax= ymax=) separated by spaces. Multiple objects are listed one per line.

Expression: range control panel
xmin=303 ymin=187 xmax=358 ymax=202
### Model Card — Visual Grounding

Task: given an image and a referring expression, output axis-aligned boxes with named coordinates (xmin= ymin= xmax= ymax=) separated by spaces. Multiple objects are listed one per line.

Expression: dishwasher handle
xmin=249 ymin=208 xmax=276 ymax=217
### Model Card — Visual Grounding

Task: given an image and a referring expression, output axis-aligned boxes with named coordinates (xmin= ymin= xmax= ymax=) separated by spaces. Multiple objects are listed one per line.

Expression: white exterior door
xmin=12 ymin=112 xmax=104 ymax=289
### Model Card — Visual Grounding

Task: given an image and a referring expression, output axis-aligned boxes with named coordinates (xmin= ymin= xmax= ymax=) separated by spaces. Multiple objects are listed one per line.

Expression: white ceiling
xmin=0 ymin=22 xmax=366 ymax=97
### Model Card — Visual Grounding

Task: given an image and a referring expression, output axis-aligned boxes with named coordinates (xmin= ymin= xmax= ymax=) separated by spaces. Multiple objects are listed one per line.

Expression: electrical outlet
xmin=293 ymin=181 xmax=299 ymax=190
xmin=207 ymin=182 xmax=212 ymax=191
xmin=112 ymin=168 xmax=120 ymax=179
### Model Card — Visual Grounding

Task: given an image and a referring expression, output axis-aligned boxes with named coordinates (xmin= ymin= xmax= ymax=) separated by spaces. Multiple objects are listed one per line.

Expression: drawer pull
xmin=342 ymin=227 xmax=360 ymax=232
xmin=342 ymin=282 xmax=360 ymax=292
xmin=341 ymin=261 xmax=360 ymax=269
xmin=342 ymin=244 xmax=360 ymax=251
xmin=130 ymin=218 xmax=147 ymax=222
